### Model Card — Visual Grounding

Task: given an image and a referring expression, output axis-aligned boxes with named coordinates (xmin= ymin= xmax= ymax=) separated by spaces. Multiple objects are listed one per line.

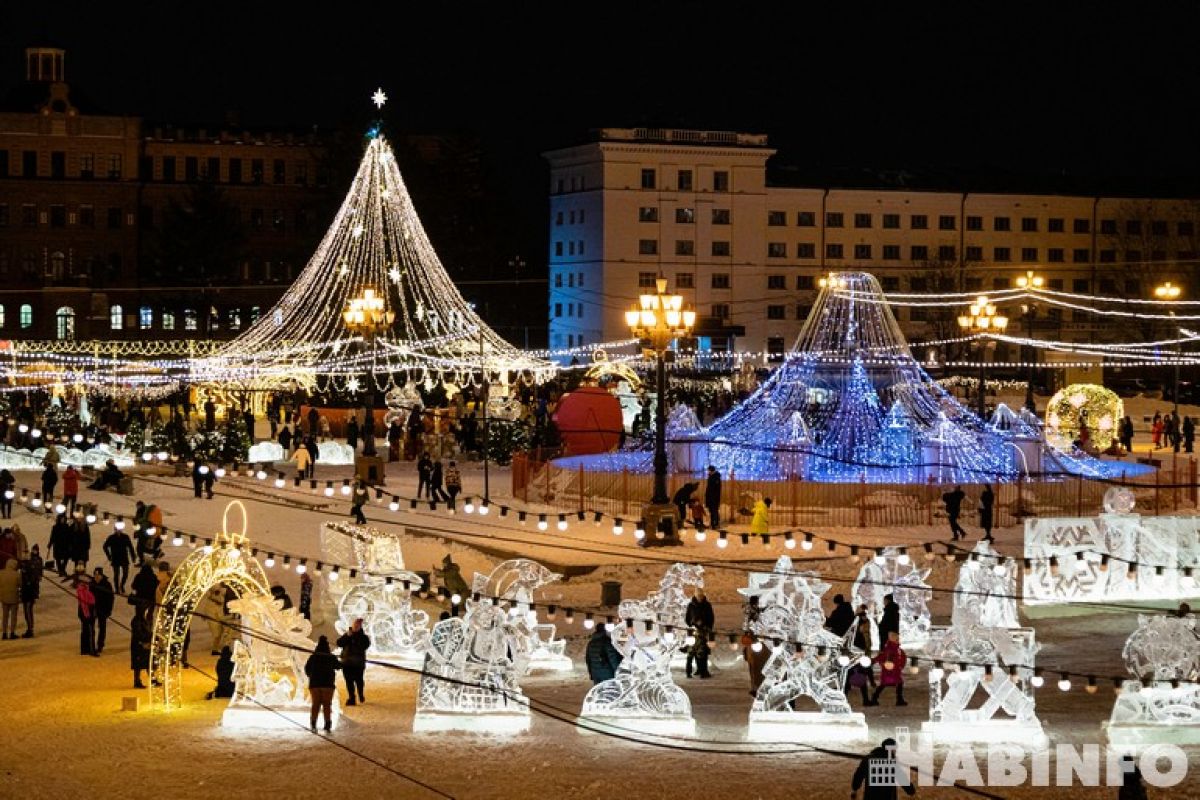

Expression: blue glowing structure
xmin=559 ymin=272 xmax=1150 ymax=484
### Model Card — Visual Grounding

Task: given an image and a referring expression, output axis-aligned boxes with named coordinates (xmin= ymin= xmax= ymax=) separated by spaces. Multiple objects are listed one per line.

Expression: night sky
xmin=5 ymin=6 xmax=1200 ymax=276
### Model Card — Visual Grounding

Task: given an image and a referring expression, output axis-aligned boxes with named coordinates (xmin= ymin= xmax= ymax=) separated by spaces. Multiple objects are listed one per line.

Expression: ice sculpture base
xmin=221 ymin=705 xmax=340 ymax=731
xmin=412 ymin=711 xmax=530 ymax=734
xmin=921 ymin=719 xmax=1047 ymax=748
xmin=577 ymin=714 xmax=696 ymax=738
xmin=747 ymin=711 xmax=868 ymax=743
xmin=1105 ymin=722 xmax=1200 ymax=748
xmin=526 ymin=653 xmax=575 ymax=673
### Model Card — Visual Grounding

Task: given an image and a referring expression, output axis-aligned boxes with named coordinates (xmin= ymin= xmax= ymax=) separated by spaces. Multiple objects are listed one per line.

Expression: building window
xmin=909 ymin=277 xmax=928 ymax=291
xmin=110 ymin=304 xmax=124 ymax=330
xmin=639 ymin=207 xmax=658 ymax=223
xmin=0 ymin=305 xmax=4 ymax=327
xmin=767 ymin=242 xmax=787 ymax=258
xmin=1073 ymin=279 xmax=1090 ymax=292
xmin=675 ymin=208 xmax=695 ymax=224
xmin=994 ymin=277 xmax=1012 ymax=290
xmin=1099 ymin=249 xmax=1116 ymax=263
xmin=568 ymin=242 xmax=575 ymax=256
xmin=1047 ymin=278 xmax=1064 ymax=290
xmin=881 ymin=276 xmax=900 ymax=291
xmin=1073 ymin=248 xmax=1090 ymax=263
xmin=796 ymin=275 xmax=814 ymax=290
xmin=677 ymin=170 xmax=693 ymax=191
xmin=938 ymin=245 xmax=956 ymax=260
xmin=1126 ymin=250 xmax=1142 ymax=262
xmin=79 ymin=205 xmax=95 ymax=228
xmin=250 ymin=209 xmax=264 ymax=230
xmin=938 ymin=215 xmax=956 ymax=231
xmin=184 ymin=309 xmax=198 ymax=330
xmin=555 ymin=211 xmax=564 ymax=226
xmin=854 ymin=244 xmax=872 ymax=260
xmin=1048 ymin=218 xmax=1064 ymax=233
xmin=49 ymin=251 xmax=65 ymax=281
xmin=50 ymin=205 xmax=66 ymax=228
xmin=638 ymin=239 xmax=657 ymax=256
xmin=826 ymin=212 xmax=844 ymax=228
xmin=675 ymin=240 xmax=694 ymax=256
xmin=854 ymin=213 xmax=872 ymax=229
xmin=711 ymin=303 xmax=730 ymax=319
xmin=882 ymin=213 xmax=900 ymax=229
xmin=766 ymin=305 xmax=786 ymax=320
xmin=910 ymin=215 xmax=928 ymax=230
xmin=796 ymin=304 xmax=812 ymax=320
xmin=965 ymin=277 xmax=983 ymax=291
xmin=554 ymin=273 xmax=562 ymax=288
xmin=79 ymin=153 xmax=94 ymax=179
xmin=251 ymin=159 xmax=264 ymax=184
xmin=713 ymin=171 xmax=729 ymax=192
xmin=139 ymin=306 xmax=153 ymax=330
xmin=554 ymin=242 xmax=564 ymax=257
xmin=963 ymin=245 xmax=982 ymax=262
xmin=767 ymin=275 xmax=786 ymax=290
xmin=640 ymin=168 xmax=656 ymax=189
xmin=1048 ymin=248 xmax=1065 ymax=263
xmin=994 ymin=216 xmax=1011 ymax=232
xmin=162 ymin=156 xmax=176 ymax=183
xmin=1074 ymin=218 xmax=1090 ymax=234
xmin=993 ymin=247 xmax=1011 ymax=262
xmin=638 ymin=272 xmax=657 ymax=288
xmin=712 ymin=241 xmax=730 ymax=257
xmin=1100 ymin=219 xmax=1117 ymax=235
xmin=22 ymin=150 xmax=37 ymax=177
xmin=1179 ymin=221 xmax=1195 ymax=236
xmin=712 ymin=208 xmax=731 ymax=225
xmin=1125 ymin=279 xmax=1142 ymax=295
xmin=157 ymin=310 xmax=174 ymax=331
xmin=107 ymin=154 xmax=122 ymax=180
xmin=966 ymin=215 xmax=983 ymax=231
xmin=554 ymin=303 xmax=562 ymax=318
xmin=1098 ymin=278 xmax=1117 ymax=293
xmin=272 ymin=159 xmax=286 ymax=185
xmin=229 ymin=159 xmax=242 ymax=183
xmin=797 ymin=211 xmax=815 ymax=227
xmin=22 ymin=205 xmax=36 ymax=226
xmin=19 ymin=304 xmax=31 ymax=329
xmin=910 ymin=245 xmax=928 ymax=261
xmin=767 ymin=210 xmax=787 ymax=226
xmin=1021 ymin=217 xmax=1038 ymax=232
xmin=882 ymin=245 xmax=900 ymax=260
xmin=826 ymin=243 xmax=844 ymax=259
xmin=55 ymin=306 xmax=74 ymax=340
xmin=1152 ymin=220 xmax=1169 ymax=236
xmin=676 ymin=272 xmax=694 ymax=288
xmin=793 ymin=243 xmax=813 ymax=259
xmin=712 ymin=273 xmax=731 ymax=289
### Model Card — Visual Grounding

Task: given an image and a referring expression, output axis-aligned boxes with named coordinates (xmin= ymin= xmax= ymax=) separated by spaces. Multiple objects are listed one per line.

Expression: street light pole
xmin=343 ymin=287 xmax=395 ymax=484
xmin=1155 ymin=281 xmax=1182 ymax=417
xmin=1016 ymin=270 xmax=1044 ymax=413
xmin=957 ymin=294 xmax=1009 ymax=420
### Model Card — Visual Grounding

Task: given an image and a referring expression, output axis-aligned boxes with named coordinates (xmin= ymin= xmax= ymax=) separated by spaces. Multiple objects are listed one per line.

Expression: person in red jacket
xmin=869 ymin=630 xmax=907 ymax=707
xmin=76 ymin=575 xmax=97 ymax=656
xmin=62 ymin=465 xmax=81 ymax=515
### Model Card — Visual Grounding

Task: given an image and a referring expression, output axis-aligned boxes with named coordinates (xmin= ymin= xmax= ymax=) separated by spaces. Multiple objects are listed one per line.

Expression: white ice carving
xmin=851 ymin=547 xmax=933 ymax=650
xmin=225 ymin=593 xmax=326 ymax=719
xmin=1107 ymin=614 xmax=1200 ymax=745
xmin=952 ymin=539 xmax=1020 ymax=629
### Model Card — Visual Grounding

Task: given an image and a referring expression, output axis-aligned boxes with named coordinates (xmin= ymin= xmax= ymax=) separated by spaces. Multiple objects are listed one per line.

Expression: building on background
xmin=545 ymin=128 xmax=1199 ymax=362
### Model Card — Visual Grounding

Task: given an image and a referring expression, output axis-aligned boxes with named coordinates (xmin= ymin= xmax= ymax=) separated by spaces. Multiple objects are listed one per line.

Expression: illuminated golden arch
xmin=149 ymin=501 xmax=270 ymax=709
xmin=584 ymin=359 xmax=642 ymax=391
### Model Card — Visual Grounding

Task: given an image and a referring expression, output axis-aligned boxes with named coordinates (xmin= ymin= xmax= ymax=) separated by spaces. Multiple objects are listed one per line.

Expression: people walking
xmin=705 ymin=465 xmax=722 ymax=529
xmin=304 ymin=437 xmax=319 ymax=478
xmin=48 ymin=514 xmax=72 ymax=577
xmin=299 ymin=572 xmax=313 ymax=621
xmin=869 ymin=631 xmax=908 ymax=707
xmin=278 ymin=424 xmax=293 ymax=454
xmin=92 ymin=568 xmax=114 ymax=654
xmin=130 ymin=607 xmax=151 ymax=688
xmin=131 ymin=562 xmax=159 ymax=615
xmin=825 ymin=593 xmax=855 ymax=637
xmin=0 ymin=560 xmax=19 ymax=639
xmin=850 ymin=604 xmax=876 ymax=706
xmin=40 ymin=463 xmax=58 ymax=505
xmin=61 ymin=464 xmax=80 ymax=515
xmin=349 ymin=479 xmax=368 ymax=525
xmin=1120 ymin=415 xmax=1135 ymax=453
xmin=585 ymin=624 xmax=623 ymax=684
xmin=76 ymin=574 xmax=97 ymax=656
xmin=346 ymin=416 xmax=359 ymax=452
xmin=304 ymin=635 xmax=342 ymax=732
xmin=104 ymin=525 xmax=137 ymax=594
xmin=750 ymin=497 xmax=772 ymax=535
xmin=19 ymin=545 xmax=41 ymax=638
xmin=942 ymin=484 xmax=967 ymax=540
xmin=684 ymin=588 xmax=714 ymax=679
xmin=1184 ymin=416 xmax=1195 ymax=454
xmin=877 ymin=594 xmax=900 ymax=644
xmin=429 ymin=459 xmax=450 ymax=503
xmin=337 ymin=618 xmax=371 ymax=706
xmin=445 ymin=460 xmax=462 ymax=506
xmin=1152 ymin=412 xmax=1163 ymax=449
xmin=979 ymin=484 xmax=995 ymax=541
xmin=417 ymin=453 xmax=433 ymax=499
xmin=851 ymin=738 xmax=915 ymax=799
xmin=290 ymin=442 xmax=312 ymax=480
xmin=0 ymin=469 xmax=13 ymax=519
xmin=69 ymin=514 xmax=91 ymax=573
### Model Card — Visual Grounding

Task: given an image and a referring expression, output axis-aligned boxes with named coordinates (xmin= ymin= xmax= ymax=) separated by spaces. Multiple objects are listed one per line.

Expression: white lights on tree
xmin=580 ymin=564 xmax=704 ymax=736
xmin=851 ymin=546 xmax=933 ymax=651
xmin=952 ymin=539 xmax=1019 ymax=629
xmin=1106 ymin=614 xmax=1200 ymax=746
xmin=740 ymin=556 xmax=868 ymax=742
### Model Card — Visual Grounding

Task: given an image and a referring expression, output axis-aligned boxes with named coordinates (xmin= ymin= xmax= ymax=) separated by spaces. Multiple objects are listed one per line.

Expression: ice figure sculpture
xmin=580 ymin=563 xmax=704 ymax=736
xmin=952 ymin=539 xmax=1019 ymax=629
xmin=666 ymin=403 xmax=707 ymax=474
xmin=1106 ymin=614 xmax=1200 ymax=746
xmin=221 ymin=593 xmax=331 ymax=729
xmin=921 ymin=567 xmax=1045 ymax=746
xmin=473 ymin=559 xmax=572 ymax=673
xmin=1024 ymin=511 xmax=1200 ymax=605
xmin=413 ymin=559 xmax=562 ymax=732
xmin=323 ymin=522 xmax=431 ymax=669
xmin=851 ymin=547 xmax=933 ymax=650
xmin=741 ymin=556 xmax=868 ymax=742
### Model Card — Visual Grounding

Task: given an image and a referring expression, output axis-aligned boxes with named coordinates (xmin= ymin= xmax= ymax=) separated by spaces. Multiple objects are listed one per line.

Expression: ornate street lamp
xmin=625 ymin=276 xmax=696 ymax=545
xmin=1155 ymin=281 xmax=1183 ymax=417
xmin=342 ymin=287 xmax=395 ymax=478
xmin=957 ymin=295 xmax=1009 ymax=419
xmin=1016 ymin=270 xmax=1044 ymax=412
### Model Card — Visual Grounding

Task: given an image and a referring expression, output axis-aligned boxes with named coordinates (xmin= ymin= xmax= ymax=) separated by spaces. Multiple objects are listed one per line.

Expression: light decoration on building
xmin=1044 ymin=383 xmax=1122 ymax=453
xmin=1106 ymin=614 xmax=1200 ymax=746
xmin=580 ymin=564 xmax=703 ymax=736
xmin=850 ymin=547 xmax=933 ymax=651
xmin=740 ymin=556 xmax=868 ymax=742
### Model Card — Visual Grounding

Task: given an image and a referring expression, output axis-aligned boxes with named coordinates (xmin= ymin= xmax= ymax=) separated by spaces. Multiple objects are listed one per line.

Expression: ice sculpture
xmin=221 ymin=593 xmax=331 ymax=729
xmin=1024 ymin=508 xmax=1200 ymax=605
xmin=851 ymin=547 xmax=933 ymax=650
xmin=247 ymin=441 xmax=285 ymax=464
xmin=324 ymin=522 xmax=430 ymax=669
xmin=0 ymin=443 xmax=135 ymax=471
xmin=1106 ymin=614 xmax=1200 ymax=746
xmin=474 ymin=559 xmax=572 ymax=673
xmin=952 ymin=539 xmax=1019 ymax=628
xmin=741 ymin=556 xmax=868 ymax=742
xmin=413 ymin=559 xmax=562 ymax=732
xmin=580 ymin=563 xmax=704 ymax=736
xmin=921 ymin=566 xmax=1045 ymax=746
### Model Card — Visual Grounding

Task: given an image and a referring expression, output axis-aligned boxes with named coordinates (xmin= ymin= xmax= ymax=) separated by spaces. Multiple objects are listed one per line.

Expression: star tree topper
xmin=372 ymin=88 xmax=388 ymax=109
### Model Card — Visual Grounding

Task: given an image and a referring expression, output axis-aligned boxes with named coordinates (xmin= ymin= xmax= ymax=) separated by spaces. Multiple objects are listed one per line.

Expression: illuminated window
xmin=139 ymin=306 xmax=153 ymax=329
xmin=20 ymin=304 xmax=32 ymax=329
xmin=110 ymin=304 xmax=124 ymax=330
xmin=162 ymin=310 xmax=176 ymax=331
xmin=56 ymin=306 xmax=75 ymax=340
xmin=184 ymin=308 xmax=198 ymax=331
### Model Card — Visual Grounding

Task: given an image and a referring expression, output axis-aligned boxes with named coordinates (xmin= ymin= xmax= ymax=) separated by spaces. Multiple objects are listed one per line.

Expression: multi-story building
xmin=544 ymin=128 xmax=1199 ymax=360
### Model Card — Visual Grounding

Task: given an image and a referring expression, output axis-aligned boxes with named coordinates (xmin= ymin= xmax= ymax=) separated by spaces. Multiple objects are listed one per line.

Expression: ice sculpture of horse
xmin=851 ymin=547 xmax=932 ymax=650
xmin=580 ymin=563 xmax=704 ymax=735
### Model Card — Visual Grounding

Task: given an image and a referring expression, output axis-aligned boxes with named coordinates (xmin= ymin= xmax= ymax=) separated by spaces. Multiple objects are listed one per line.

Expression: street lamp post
xmin=957 ymin=295 xmax=1009 ymax=419
xmin=625 ymin=277 xmax=696 ymax=545
xmin=1155 ymin=281 xmax=1182 ymax=417
xmin=343 ymin=287 xmax=395 ymax=483
xmin=1016 ymin=270 xmax=1044 ymax=412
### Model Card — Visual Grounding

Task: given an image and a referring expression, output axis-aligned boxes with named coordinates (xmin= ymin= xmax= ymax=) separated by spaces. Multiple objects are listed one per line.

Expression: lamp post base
xmin=354 ymin=454 xmax=387 ymax=486
xmin=639 ymin=502 xmax=682 ymax=548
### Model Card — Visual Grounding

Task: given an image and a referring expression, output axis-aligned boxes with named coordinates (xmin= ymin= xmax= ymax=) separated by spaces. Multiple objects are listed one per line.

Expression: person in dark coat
xmin=130 ymin=607 xmax=152 ymax=687
xmin=350 ymin=479 xmax=368 ymax=524
xmin=0 ymin=469 xmax=13 ymax=519
xmin=336 ymin=618 xmax=371 ymax=705
xmin=417 ymin=453 xmax=433 ymax=499
xmin=672 ymin=482 xmax=700 ymax=527
xmin=48 ymin=514 xmax=73 ymax=576
xmin=877 ymin=594 xmax=900 ymax=646
xmin=306 ymin=406 xmax=320 ymax=439
xmin=76 ymin=574 xmax=97 ymax=656
xmin=40 ymin=463 xmax=58 ymax=505
xmin=851 ymin=738 xmax=915 ymax=800
xmin=91 ymin=568 xmax=115 ymax=654
xmin=585 ymin=625 xmax=623 ymax=684
xmin=208 ymin=645 xmax=236 ymax=699
xmin=346 ymin=417 xmax=359 ymax=452
xmin=88 ymin=459 xmax=124 ymax=491
xmin=387 ymin=418 xmax=403 ymax=462
xmin=271 ymin=584 xmax=294 ymax=610
xmin=684 ymin=588 xmax=715 ymax=678
xmin=69 ymin=517 xmax=91 ymax=572
xmin=304 ymin=635 xmax=342 ymax=732
xmin=429 ymin=460 xmax=450 ymax=503
xmin=104 ymin=526 xmax=137 ymax=594
xmin=825 ymin=593 xmax=855 ymax=637
xmin=979 ymin=484 xmax=995 ymax=541
xmin=304 ymin=436 xmax=319 ymax=478
xmin=278 ymin=424 xmax=293 ymax=453
xmin=19 ymin=545 xmax=41 ymax=638
xmin=1184 ymin=416 xmax=1195 ymax=454
xmin=704 ymin=465 xmax=722 ymax=529
xmin=204 ymin=399 xmax=216 ymax=431
xmin=942 ymin=485 xmax=966 ymax=540
xmin=433 ymin=554 xmax=468 ymax=616
xmin=131 ymin=562 xmax=159 ymax=615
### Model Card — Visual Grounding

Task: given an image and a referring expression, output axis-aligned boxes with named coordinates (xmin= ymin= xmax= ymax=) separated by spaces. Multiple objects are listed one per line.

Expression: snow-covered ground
xmin=5 ymin=456 xmax=1200 ymax=799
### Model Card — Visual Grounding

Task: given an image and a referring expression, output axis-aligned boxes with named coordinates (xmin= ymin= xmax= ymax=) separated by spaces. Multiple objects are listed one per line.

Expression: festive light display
xmin=580 ymin=564 xmax=703 ymax=736
xmin=850 ymin=547 xmax=933 ymax=651
xmin=0 ymin=443 xmax=134 ymax=471
xmin=1044 ymin=384 xmax=1123 ymax=453
xmin=741 ymin=556 xmax=868 ymax=742
xmin=1106 ymin=615 xmax=1200 ymax=746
